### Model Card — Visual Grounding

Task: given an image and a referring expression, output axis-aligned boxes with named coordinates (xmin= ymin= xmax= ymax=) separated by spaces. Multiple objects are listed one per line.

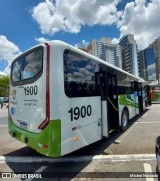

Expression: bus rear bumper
xmin=8 ymin=117 xmax=61 ymax=157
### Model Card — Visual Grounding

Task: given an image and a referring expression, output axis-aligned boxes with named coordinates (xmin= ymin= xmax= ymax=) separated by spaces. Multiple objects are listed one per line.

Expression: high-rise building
xmin=119 ymin=34 xmax=139 ymax=77
xmin=138 ymin=48 xmax=156 ymax=81
xmin=78 ymin=37 xmax=122 ymax=69
xmin=148 ymin=37 xmax=160 ymax=81
xmin=138 ymin=50 xmax=146 ymax=80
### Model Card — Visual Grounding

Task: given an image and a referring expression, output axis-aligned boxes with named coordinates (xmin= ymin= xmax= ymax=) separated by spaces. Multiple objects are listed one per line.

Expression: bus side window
xmin=131 ymin=82 xmax=136 ymax=93
xmin=64 ymin=51 xmax=100 ymax=97
xmin=95 ymin=72 xmax=101 ymax=95
xmin=68 ymin=82 xmax=80 ymax=93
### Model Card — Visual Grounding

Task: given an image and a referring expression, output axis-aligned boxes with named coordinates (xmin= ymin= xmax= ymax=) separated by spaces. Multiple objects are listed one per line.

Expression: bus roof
xmin=51 ymin=40 xmax=141 ymax=81
xmin=13 ymin=40 xmax=141 ymax=81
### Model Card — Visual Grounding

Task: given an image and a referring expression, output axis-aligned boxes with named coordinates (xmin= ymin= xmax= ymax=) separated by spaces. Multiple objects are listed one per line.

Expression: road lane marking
xmin=24 ymin=166 xmax=47 ymax=181
xmin=115 ymin=123 xmax=137 ymax=143
xmin=0 ymin=154 xmax=156 ymax=163
xmin=137 ymin=121 xmax=160 ymax=124
xmin=143 ymin=163 xmax=154 ymax=181
xmin=0 ymin=125 xmax=8 ymax=127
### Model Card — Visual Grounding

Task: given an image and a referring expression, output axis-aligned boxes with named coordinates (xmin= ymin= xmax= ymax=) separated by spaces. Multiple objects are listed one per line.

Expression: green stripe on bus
xmin=8 ymin=117 xmax=61 ymax=157
xmin=119 ymin=95 xmax=139 ymax=108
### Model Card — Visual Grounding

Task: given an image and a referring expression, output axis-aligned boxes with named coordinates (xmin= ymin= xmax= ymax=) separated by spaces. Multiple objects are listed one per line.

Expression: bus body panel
xmin=49 ymin=42 xmax=72 ymax=156
xmin=9 ymin=43 xmax=64 ymax=157
xmin=9 ymin=45 xmax=47 ymax=134
xmin=101 ymin=101 xmax=108 ymax=137
xmin=10 ymin=80 xmax=45 ymax=133
xmin=69 ymin=97 xmax=101 ymax=152
xmin=49 ymin=42 xmax=102 ymax=155
xmin=118 ymin=93 xmax=139 ymax=122
xmin=8 ymin=117 xmax=61 ymax=157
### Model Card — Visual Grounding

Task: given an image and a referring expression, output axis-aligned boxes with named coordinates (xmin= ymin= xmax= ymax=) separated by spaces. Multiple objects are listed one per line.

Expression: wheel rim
xmin=122 ymin=112 xmax=128 ymax=127
xmin=157 ymin=149 xmax=160 ymax=172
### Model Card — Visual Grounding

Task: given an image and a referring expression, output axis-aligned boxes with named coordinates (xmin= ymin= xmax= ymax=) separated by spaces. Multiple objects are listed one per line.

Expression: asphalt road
xmin=0 ymin=108 xmax=26 ymax=156
xmin=0 ymin=159 xmax=158 ymax=181
xmin=1 ymin=105 xmax=160 ymax=156
xmin=0 ymin=104 xmax=160 ymax=180
xmin=0 ymin=108 xmax=8 ymax=125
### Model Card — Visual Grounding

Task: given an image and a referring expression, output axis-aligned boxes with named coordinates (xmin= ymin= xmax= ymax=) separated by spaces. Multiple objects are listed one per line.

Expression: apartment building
xmin=138 ymin=48 xmax=156 ymax=81
xmin=119 ymin=34 xmax=139 ymax=77
xmin=78 ymin=37 xmax=122 ymax=69
xmin=148 ymin=37 xmax=160 ymax=81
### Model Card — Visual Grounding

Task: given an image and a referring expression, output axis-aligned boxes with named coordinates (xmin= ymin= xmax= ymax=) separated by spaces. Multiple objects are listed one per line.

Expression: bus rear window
xmin=11 ymin=47 xmax=43 ymax=85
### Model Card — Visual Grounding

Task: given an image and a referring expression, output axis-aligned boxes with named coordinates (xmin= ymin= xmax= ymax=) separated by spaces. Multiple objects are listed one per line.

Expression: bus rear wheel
xmin=121 ymin=109 xmax=129 ymax=131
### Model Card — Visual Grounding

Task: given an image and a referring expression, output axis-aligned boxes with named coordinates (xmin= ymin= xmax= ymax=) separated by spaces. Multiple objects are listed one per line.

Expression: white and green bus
xmin=9 ymin=40 xmax=146 ymax=157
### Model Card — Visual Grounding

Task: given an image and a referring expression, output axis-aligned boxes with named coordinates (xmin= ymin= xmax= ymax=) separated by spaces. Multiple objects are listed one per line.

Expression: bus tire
xmin=121 ymin=109 xmax=129 ymax=131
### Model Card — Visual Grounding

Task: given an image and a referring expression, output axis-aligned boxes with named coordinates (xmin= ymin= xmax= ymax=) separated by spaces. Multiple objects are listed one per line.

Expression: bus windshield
xmin=11 ymin=48 xmax=43 ymax=83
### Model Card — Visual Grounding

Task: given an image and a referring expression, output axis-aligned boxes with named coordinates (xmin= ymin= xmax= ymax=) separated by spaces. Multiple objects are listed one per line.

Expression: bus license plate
xmin=20 ymin=122 xmax=27 ymax=130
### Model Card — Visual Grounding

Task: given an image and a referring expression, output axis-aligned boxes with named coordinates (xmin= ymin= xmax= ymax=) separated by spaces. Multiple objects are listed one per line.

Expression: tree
xmin=0 ymin=75 xmax=10 ymax=97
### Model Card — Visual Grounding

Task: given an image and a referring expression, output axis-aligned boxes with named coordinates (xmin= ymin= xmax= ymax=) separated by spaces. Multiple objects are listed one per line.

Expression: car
xmin=0 ymin=97 xmax=4 ymax=108
xmin=0 ymin=97 xmax=3 ymax=103
xmin=0 ymin=97 xmax=9 ymax=108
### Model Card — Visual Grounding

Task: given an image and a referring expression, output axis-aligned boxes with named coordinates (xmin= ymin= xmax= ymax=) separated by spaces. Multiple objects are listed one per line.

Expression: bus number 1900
xmin=24 ymin=86 xmax=38 ymax=95
xmin=68 ymin=105 xmax=92 ymax=121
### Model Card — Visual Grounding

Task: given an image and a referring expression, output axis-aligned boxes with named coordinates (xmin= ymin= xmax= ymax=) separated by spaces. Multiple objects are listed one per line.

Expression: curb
xmin=0 ymin=154 xmax=156 ymax=163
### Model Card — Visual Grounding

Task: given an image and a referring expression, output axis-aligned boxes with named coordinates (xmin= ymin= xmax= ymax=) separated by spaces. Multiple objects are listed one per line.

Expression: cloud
xmin=147 ymin=63 xmax=156 ymax=80
xmin=118 ymin=0 xmax=160 ymax=50
xmin=0 ymin=35 xmax=21 ymax=75
xmin=32 ymin=0 xmax=160 ymax=50
xmin=35 ymin=37 xmax=49 ymax=43
xmin=111 ymin=38 xmax=119 ymax=44
xmin=32 ymin=0 xmax=121 ymax=35
xmin=0 ymin=71 xmax=6 ymax=76
xmin=75 ymin=39 xmax=89 ymax=48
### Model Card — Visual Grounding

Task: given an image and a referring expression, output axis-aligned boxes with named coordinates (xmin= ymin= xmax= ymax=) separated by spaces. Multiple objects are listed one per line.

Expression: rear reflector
xmin=38 ymin=143 xmax=48 ymax=148
xmin=72 ymin=137 xmax=78 ymax=141
xmin=72 ymin=127 xmax=77 ymax=131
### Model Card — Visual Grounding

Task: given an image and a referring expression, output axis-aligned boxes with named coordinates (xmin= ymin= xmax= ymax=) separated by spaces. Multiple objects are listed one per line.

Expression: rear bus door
xmin=100 ymin=69 xmax=119 ymax=137
xmin=131 ymin=81 xmax=143 ymax=115
xmin=137 ymin=83 xmax=143 ymax=114
xmin=107 ymin=72 xmax=119 ymax=132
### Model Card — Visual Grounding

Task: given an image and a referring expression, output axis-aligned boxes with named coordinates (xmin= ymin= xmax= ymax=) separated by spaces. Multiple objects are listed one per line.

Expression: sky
xmin=0 ymin=0 xmax=160 ymax=75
